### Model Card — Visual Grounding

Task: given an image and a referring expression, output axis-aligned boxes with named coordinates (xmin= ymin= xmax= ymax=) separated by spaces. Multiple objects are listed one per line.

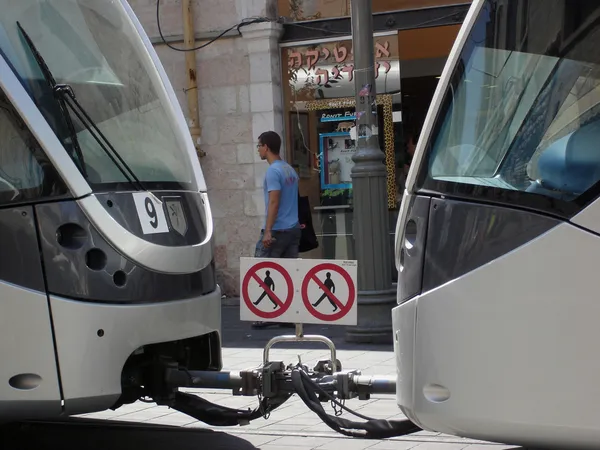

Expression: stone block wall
xmin=127 ymin=0 xmax=282 ymax=296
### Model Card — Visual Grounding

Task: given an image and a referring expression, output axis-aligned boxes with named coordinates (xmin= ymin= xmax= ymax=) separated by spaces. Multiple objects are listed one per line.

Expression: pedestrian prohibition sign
xmin=240 ymin=259 xmax=294 ymax=322
xmin=239 ymin=257 xmax=357 ymax=325
xmin=301 ymin=262 xmax=357 ymax=326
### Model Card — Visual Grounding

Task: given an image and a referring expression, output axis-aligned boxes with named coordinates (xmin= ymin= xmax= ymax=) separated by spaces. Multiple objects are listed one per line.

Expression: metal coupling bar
xmin=352 ymin=374 xmax=397 ymax=395
xmin=165 ymin=369 xmax=244 ymax=390
xmin=263 ymin=324 xmax=338 ymax=372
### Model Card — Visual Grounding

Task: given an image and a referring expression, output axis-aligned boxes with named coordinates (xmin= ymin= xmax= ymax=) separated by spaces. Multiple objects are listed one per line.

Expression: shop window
xmin=282 ymin=33 xmax=402 ymax=266
xmin=306 ymin=98 xmax=397 ymax=209
xmin=282 ymin=35 xmax=401 ymax=210
xmin=290 ymin=112 xmax=311 ymax=178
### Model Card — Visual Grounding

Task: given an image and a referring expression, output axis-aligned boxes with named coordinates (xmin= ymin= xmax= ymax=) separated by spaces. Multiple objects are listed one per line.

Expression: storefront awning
xmin=280 ymin=3 xmax=470 ymax=44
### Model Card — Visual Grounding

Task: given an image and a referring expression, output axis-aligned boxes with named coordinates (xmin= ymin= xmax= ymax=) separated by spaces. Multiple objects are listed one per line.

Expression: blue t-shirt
xmin=263 ymin=160 xmax=299 ymax=230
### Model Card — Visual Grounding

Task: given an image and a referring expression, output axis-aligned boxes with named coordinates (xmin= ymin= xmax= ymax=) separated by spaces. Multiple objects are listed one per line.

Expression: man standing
xmin=252 ymin=130 xmax=300 ymax=329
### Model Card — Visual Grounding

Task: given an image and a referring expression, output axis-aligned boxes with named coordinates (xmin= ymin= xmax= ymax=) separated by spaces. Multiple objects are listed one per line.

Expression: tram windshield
xmin=0 ymin=0 xmax=197 ymax=192
xmin=417 ymin=0 xmax=600 ymax=216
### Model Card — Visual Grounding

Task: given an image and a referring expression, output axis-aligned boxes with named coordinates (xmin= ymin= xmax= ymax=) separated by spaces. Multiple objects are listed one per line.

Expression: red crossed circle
xmin=301 ymin=263 xmax=355 ymax=322
xmin=242 ymin=261 xmax=294 ymax=319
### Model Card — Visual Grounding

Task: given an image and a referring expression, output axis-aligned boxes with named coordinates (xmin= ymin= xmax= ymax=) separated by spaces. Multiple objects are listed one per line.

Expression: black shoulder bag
xmin=298 ymin=194 xmax=319 ymax=253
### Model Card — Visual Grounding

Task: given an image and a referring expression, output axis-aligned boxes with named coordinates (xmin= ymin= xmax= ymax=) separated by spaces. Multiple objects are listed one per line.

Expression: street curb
xmin=221 ymin=296 xmax=240 ymax=306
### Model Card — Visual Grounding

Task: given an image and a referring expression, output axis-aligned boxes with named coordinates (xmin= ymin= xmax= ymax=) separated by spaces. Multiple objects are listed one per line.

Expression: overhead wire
xmin=156 ymin=0 xmax=276 ymax=52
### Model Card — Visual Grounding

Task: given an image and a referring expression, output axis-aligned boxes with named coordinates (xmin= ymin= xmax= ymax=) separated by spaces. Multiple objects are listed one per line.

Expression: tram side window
xmin=0 ymin=91 xmax=68 ymax=205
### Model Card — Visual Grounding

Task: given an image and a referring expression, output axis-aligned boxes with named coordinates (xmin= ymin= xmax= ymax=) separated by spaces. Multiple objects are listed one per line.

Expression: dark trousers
xmin=254 ymin=225 xmax=301 ymax=258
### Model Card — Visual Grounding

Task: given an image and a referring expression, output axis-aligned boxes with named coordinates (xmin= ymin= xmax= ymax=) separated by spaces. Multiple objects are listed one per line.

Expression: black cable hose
xmin=172 ymin=391 xmax=292 ymax=427
xmin=290 ymin=369 xmax=422 ymax=440
xmin=170 ymin=368 xmax=420 ymax=439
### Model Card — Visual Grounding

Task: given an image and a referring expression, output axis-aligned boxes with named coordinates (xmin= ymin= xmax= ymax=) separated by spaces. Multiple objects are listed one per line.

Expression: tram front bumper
xmin=392 ymin=297 xmax=422 ymax=427
xmin=48 ymin=286 xmax=222 ymax=415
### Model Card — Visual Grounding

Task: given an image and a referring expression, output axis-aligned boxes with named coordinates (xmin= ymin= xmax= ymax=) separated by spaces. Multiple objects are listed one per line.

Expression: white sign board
xmin=132 ymin=192 xmax=169 ymax=234
xmin=240 ymin=257 xmax=357 ymax=326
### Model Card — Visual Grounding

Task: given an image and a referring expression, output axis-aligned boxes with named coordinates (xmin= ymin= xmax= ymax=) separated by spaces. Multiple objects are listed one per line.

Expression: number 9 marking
xmin=145 ymin=197 xmax=158 ymax=228
xmin=132 ymin=192 xmax=169 ymax=234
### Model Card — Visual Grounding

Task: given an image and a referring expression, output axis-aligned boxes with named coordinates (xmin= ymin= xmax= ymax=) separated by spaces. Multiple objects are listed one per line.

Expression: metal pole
xmin=182 ymin=0 xmax=205 ymax=157
xmin=346 ymin=0 xmax=394 ymax=344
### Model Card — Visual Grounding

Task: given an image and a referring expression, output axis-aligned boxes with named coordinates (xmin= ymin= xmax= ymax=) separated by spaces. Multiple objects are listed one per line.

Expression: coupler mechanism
xmin=152 ymin=325 xmax=421 ymax=439
xmin=163 ymin=365 xmax=397 ymax=401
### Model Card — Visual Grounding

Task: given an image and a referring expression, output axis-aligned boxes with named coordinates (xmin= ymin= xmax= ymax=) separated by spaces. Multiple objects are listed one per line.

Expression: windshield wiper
xmin=16 ymin=22 xmax=87 ymax=178
xmin=16 ymin=22 xmax=146 ymax=191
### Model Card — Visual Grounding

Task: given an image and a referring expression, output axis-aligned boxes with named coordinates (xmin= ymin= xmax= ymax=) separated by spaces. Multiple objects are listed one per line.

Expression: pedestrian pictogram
xmin=312 ymin=272 xmax=338 ymax=312
xmin=240 ymin=259 xmax=294 ymax=322
xmin=301 ymin=262 xmax=357 ymax=325
xmin=253 ymin=270 xmax=279 ymax=309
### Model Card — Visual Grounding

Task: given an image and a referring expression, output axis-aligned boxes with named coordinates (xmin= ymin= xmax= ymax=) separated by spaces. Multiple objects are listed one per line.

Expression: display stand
xmin=306 ymin=94 xmax=396 ymax=210
xmin=318 ymin=114 xmax=357 ymax=191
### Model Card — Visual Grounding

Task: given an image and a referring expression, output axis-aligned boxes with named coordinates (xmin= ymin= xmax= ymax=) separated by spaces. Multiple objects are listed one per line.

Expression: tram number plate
xmin=132 ymin=192 xmax=169 ymax=234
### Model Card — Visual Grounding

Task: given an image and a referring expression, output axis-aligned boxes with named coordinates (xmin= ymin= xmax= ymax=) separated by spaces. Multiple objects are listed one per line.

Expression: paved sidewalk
xmin=77 ymin=306 xmax=521 ymax=450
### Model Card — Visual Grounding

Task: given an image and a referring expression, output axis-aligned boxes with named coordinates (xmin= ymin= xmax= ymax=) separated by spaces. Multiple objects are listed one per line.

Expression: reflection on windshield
xmin=0 ymin=0 xmax=196 ymax=191
xmin=423 ymin=0 xmax=600 ymax=205
xmin=431 ymin=47 xmax=560 ymax=179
